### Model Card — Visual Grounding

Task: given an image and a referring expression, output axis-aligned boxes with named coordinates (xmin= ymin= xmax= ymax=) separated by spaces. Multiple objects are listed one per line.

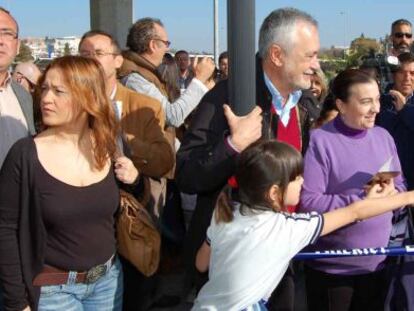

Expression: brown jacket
xmin=119 ymin=51 xmax=167 ymax=95
xmin=115 ymin=82 xmax=174 ymax=178
xmin=120 ymin=51 xmax=177 ymax=179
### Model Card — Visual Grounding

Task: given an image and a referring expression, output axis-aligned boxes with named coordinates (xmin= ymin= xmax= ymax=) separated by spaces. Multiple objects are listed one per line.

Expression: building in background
xmin=20 ymin=36 xmax=80 ymax=60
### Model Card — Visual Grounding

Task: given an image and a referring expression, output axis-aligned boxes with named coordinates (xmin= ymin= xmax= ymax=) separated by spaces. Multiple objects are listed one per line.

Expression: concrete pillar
xmin=90 ymin=0 xmax=133 ymax=49
xmin=227 ymin=0 xmax=255 ymax=116
xmin=213 ymin=0 xmax=219 ymax=67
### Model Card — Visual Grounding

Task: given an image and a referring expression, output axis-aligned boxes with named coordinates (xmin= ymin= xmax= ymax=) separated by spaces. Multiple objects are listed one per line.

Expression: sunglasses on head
xmin=394 ymin=32 xmax=413 ymax=39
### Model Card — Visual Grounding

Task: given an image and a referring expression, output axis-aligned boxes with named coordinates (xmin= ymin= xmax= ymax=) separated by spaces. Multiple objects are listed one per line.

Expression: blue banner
xmin=295 ymin=245 xmax=414 ymax=260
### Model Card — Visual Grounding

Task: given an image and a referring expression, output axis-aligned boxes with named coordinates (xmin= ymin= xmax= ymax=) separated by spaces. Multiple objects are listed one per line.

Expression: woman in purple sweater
xmin=299 ymin=69 xmax=406 ymax=310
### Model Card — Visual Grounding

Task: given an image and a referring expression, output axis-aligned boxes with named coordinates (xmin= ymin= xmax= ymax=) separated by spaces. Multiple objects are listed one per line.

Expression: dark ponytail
xmin=215 ymin=185 xmax=236 ymax=223
xmin=215 ymin=140 xmax=303 ymax=223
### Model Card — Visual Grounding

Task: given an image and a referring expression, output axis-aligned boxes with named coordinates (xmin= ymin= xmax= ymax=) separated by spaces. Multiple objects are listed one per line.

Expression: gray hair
xmin=258 ymin=8 xmax=317 ymax=58
xmin=127 ymin=17 xmax=164 ymax=54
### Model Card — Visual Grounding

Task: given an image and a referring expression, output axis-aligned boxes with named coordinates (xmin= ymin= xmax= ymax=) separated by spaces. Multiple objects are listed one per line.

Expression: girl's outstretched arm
xmin=321 ymin=184 xmax=414 ymax=236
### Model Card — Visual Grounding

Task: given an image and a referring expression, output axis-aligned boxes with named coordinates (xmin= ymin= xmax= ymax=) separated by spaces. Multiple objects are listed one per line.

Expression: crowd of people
xmin=1 ymin=5 xmax=414 ymax=311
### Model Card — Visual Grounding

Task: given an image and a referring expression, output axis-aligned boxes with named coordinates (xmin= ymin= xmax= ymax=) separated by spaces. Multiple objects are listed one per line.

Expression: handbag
xmin=117 ymin=188 xmax=161 ymax=276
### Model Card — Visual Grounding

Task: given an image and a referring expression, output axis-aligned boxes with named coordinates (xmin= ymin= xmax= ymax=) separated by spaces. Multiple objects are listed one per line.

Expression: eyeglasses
xmin=394 ymin=32 xmax=413 ymax=39
xmin=0 ymin=29 xmax=18 ymax=41
xmin=153 ymin=38 xmax=171 ymax=48
xmin=14 ymin=73 xmax=29 ymax=85
xmin=79 ymin=50 xmax=118 ymax=58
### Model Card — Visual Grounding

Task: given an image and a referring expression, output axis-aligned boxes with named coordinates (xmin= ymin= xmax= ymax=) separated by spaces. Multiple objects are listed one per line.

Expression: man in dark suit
xmin=378 ymin=52 xmax=414 ymax=190
xmin=176 ymin=7 xmax=320 ymax=310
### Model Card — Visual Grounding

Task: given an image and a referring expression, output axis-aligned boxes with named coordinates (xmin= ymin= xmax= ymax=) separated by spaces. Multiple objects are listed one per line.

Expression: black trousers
xmin=267 ymin=266 xmax=295 ymax=311
xmin=305 ymin=265 xmax=387 ymax=311
xmin=120 ymin=256 xmax=157 ymax=311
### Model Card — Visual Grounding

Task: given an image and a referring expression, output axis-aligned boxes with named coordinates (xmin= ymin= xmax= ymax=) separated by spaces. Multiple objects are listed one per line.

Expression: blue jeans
xmin=38 ymin=258 xmax=123 ymax=311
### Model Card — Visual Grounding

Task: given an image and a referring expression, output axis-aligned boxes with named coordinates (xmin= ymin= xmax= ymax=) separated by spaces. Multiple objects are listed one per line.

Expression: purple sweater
xmin=299 ymin=117 xmax=406 ymax=275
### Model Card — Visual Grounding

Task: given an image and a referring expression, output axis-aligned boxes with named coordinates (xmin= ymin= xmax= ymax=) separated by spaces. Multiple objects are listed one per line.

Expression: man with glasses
xmin=390 ymin=19 xmax=413 ymax=56
xmin=119 ymin=17 xmax=215 ymax=128
xmin=78 ymin=30 xmax=174 ymax=180
xmin=0 ymin=7 xmax=35 ymax=170
xmin=79 ymin=30 xmax=175 ymax=309
xmin=12 ymin=61 xmax=41 ymax=94
xmin=118 ymin=18 xmax=214 ymax=309
xmin=0 ymin=7 xmax=35 ymax=311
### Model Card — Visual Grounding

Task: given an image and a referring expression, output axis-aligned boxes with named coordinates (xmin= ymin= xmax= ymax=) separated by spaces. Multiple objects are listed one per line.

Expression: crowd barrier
xmin=295 ymin=245 xmax=414 ymax=260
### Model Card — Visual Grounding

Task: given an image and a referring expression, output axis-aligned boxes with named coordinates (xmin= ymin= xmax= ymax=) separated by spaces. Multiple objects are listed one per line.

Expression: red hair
xmin=39 ymin=56 xmax=118 ymax=170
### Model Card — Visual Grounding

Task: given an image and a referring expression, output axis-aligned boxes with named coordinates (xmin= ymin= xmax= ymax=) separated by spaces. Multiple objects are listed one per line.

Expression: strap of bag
xmin=120 ymin=189 xmax=157 ymax=230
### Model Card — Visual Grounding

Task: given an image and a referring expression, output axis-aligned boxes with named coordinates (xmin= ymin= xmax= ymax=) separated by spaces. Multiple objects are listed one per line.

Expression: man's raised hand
xmin=223 ymin=104 xmax=262 ymax=152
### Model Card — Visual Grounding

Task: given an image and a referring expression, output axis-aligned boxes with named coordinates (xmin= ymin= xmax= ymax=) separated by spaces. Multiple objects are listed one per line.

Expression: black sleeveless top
xmin=35 ymin=154 xmax=119 ymax=271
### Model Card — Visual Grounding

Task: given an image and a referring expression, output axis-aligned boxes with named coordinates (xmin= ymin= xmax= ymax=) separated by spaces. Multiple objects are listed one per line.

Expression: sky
xmin=2 ymin=0 xmax=414 ymax=52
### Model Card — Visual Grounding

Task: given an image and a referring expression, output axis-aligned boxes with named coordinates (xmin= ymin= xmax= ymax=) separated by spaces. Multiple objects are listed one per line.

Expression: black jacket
xmin=377 ymin=94 xmax=414 ymax=190
xmin=0 ymin=138 xmax=121 ymax=311
xmin=0 ymin=138 xmax=45 ymax=311
xmin=175 ymin=57 xmax=318 ymax=282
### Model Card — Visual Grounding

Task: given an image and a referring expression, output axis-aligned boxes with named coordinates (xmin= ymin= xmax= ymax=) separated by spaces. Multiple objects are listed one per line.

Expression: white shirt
xmin=193 ymin=204 xmax=323 ymax=311
xmin=263 ymin=73 xmax=302 ymax=127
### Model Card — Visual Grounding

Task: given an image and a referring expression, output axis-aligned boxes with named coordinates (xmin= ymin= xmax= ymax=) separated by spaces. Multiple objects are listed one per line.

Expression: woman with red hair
xmin=0 ymin=56 xmax=138 ymax=310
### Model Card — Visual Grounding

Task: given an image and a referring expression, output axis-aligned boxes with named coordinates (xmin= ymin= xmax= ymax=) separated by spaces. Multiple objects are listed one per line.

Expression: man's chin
xmin=396 ymin=46 xmax=411 ymax=53
xmin=401 ymin=89 xmax=413 ymax=97
xmin=297 ymin=81 xmax=311 ymax=91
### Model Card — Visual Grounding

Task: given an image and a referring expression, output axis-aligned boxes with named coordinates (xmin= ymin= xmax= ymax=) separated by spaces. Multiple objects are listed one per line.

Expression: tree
xmin=63 ymin=43 xmax=71 ymax=56
xmin=15 ymin=41 xmax=34 ymax=62
xmin=350 ymin=35 xmax=380 ymax=55
xmin=319 ymin=46 xmax=346 ymax=59
xmin=346 ymin=35 xmax=381 ymax=67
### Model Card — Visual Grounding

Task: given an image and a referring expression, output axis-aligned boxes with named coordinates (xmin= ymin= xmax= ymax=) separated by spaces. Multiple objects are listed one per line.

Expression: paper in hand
xmin=366 ymin=156 xmax=400 ymax=185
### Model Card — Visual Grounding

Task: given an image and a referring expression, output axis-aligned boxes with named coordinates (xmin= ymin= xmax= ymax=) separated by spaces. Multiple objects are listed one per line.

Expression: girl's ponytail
xmin=214 ymin=140 xmax=303 ymax=222
xmin=215 ymin=185 xmax=235 ymax=223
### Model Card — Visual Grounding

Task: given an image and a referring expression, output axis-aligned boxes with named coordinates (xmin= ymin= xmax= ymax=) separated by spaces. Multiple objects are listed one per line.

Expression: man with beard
xmin=390 ymin=19 xmax=413 ymax=56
